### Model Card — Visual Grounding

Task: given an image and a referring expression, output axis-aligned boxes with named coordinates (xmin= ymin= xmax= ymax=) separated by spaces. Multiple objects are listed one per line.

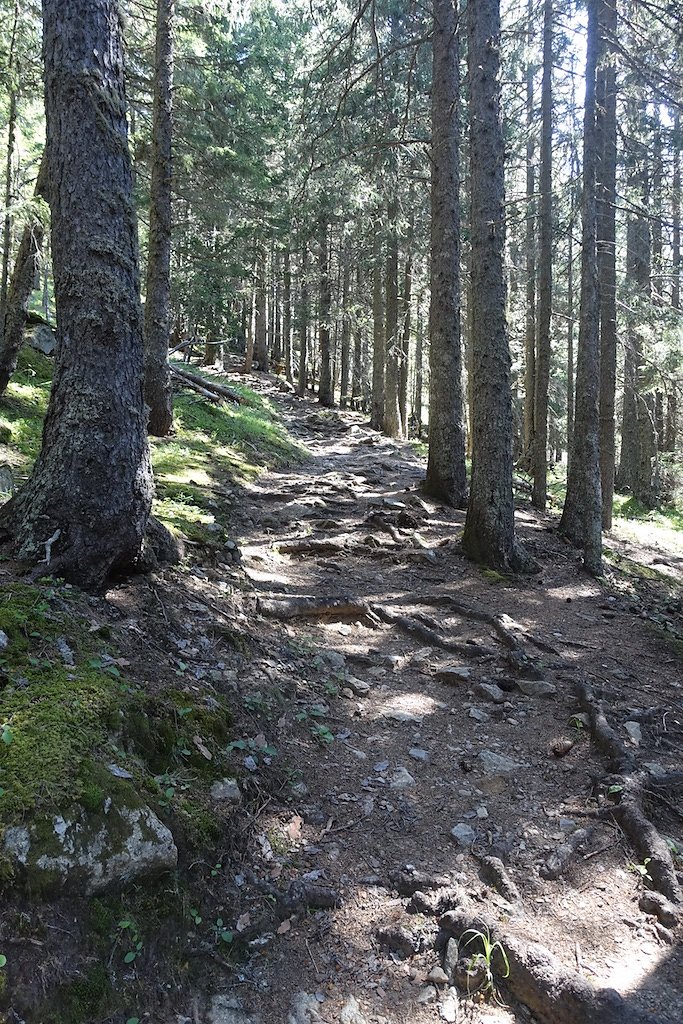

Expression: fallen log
xmin=170 ymin=364 xmax=244 ymax=404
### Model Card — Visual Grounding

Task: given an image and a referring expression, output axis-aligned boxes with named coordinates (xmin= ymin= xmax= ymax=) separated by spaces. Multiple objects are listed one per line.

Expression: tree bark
xmin=283 ymin=242 xmax=293 ymax=382
xmin=399 ymin=249 xmax=412 ymax=434
xmin=521 ymin=0 xmax=536 ymax=474
xmin=384 ymin=194 xmax=402 ymax=437
xmin=0 ymin=154 xmax=48 ymax=395
xmin=559 ymin=0 xmax=602 ymax=574
xmin=254 ymin=249 xmax=269 ymax=371
xmin=317 ymin=213 xmax=333 ymax=406
xmin=0 ymin=1 xmax=19 ymax=333
xmin=370 ymin=222 xmax=385 ymax=430
xmin=532 ymin=0 xmax=553 ymax=511
xmin=425 ymin=0 xmax=467 ymax=507
xmin=462 ymin=0 xmax=529 ymax=569
xmin=297 ymin=243 xmax=308 ymax=396
xmin=597 ymin=0 xmax=617 ymax=528
xmin=143 ymin=0 xmax=174 ymax=437
xmin=339 ymin=237 xmax=351 ymax=407
xmin=0 ymin=0 xmax=155 ymax=589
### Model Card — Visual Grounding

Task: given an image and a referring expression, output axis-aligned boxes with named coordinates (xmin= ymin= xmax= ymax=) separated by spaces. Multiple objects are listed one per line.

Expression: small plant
xmin=214 ymin=917 xmax=234 ymax=944
xmin=460 ymin=926 xmax=510 ymax=1003
xmin=311 ymin=723 xmax=334 ymax=745
xmin=189 ymin=907 xmax=202 ymax=926
xmin=0 ymin=954 xmax=6 ymax=968
xmin=118 ymin=919 xmax=143 ymax=965
xmin=628 ymin=857 xmax=653 ymax=883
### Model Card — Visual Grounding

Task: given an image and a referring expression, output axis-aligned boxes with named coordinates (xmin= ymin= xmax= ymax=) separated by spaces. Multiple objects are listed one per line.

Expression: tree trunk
xmin=317 ymin=214 xmax=333 ymax=406
xmin=283 ymin=243 xmax=292 ymax=382
xmin=297 ymin=243 xmax=308 ymax=397
xmin=597 ymin=0 xmax=617 ymax=528
xmin=351 ymin=263 xmax=363 ymax=406
xmin=0 ymin=1 xmax=19 ymax=333
xmin=559 ymin=0 xmax=602 ymax=574
xmin=425 ymin=0 xmax=467 ymax=507
xmin=384 ymin=195 xmax=401 ymax=437
xmin=521 ymin=0 xmax=536 ymax=474
xmin=0 ymin=154 xmax=48 ymax=395
xmin=143 ymin=0 xmax=174 ymax=437
xmin=399 ymin=250 xmax=412 ymax=434
xmin=0 ymin=0 xmax=155 ymax=589
xmin=462 ymin=0 xmax=529 ymax=569
xmin=413 ymin=298 xmax=423 ymax=437
xmin=254 ymin=250 xmax=268 ymax=371
xmin=339 ymin=238 xmax=351 ymax=407
xmin=370 ymin=223 xmax=385 ymax=430
xmin=532 ymin=0 xmax=553 ymax=511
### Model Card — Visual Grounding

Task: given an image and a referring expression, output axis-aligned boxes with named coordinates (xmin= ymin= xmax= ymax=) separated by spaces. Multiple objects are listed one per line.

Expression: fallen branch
xmin=170 ymin=364 xmax=244 ymax=404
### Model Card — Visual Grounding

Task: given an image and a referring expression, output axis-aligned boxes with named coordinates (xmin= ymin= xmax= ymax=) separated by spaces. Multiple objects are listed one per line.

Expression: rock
xmin=515 ymin=679 xmax=557 ymax=697
xmin=0 ymin=467 xmax=12 ymax=496
xmin=25 ymin=322 xmax=56 ymax=355
xmin=443 ymin=937 xmax=459 ymax=981
xmin=427 ymin=965 xmax=450 ymax=986
xmin=377 ymin=925 xmax=420 ymax=957
xmin=473 ymin=681 xmax=506 ymax=704
xmin=210 ymin=778 xmax=242 ymax=804
xmin=320 ymin=649 xmax=346 ymax=671
xmin=409 ymin=887 xmax=463 ymax=916
xmin=624 ymin=721 xmax=642 ymax=745
xmin=477 ymin=750 xmax=524 ymax=775
xmin=409 ymin=747 xmax=429 ymax=762
xmin=436 ymin=667 xmax=471 ymax=684
xmin=468 ymin=708 xmax=489 ymax=722
xmin=340 ymin=995 xmax=368 ymax=1024
xmin=450 ymin=823 xmax=476 ymax=846
xmin=390 ymin=767 xmax=417 ymax=790
xmin=346 ymin=677 xmax=371 ymax=696
xmin=209 ymin=995 xmax=261 ymax=1024
xmin=0 ymin=629 xmax=8 ymax=650
xmin=384 ymin=710 xmax=423 ymax=725
xmin=440 ymin=989 xmax=459 ymax=1022
xmin=287 ymin=992 xmax=324 ymax=1024
xmin=4 ymin=800 xmax=177 ymax=895
xmin=416 ymin=986 xmax=438 ymax=1005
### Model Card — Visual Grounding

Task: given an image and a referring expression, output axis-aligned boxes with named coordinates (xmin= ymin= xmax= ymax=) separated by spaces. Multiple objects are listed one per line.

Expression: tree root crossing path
xmin=151 ymin=374 xmax=683 ymax=1024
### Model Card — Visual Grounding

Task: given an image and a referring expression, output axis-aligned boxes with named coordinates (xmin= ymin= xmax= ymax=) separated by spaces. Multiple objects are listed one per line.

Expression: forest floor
xmin=1 ymin=358 xmax=682 ymax=1024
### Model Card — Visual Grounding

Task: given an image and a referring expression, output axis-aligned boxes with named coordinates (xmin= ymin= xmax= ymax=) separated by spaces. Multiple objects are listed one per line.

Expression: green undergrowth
xmin=0 ymin=348 xmax=52 ymax=472
xmin=0 ymin=581 xmax=235 ymax=851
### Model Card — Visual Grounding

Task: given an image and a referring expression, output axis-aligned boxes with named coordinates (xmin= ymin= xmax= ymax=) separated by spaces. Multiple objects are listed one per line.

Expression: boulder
xmin=4 ymin=798 xmax=177 ymax=895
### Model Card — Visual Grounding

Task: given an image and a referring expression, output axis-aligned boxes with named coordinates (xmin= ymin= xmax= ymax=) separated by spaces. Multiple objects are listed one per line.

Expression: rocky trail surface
xmin=142 ymin=370 xmax=680 ymax=1024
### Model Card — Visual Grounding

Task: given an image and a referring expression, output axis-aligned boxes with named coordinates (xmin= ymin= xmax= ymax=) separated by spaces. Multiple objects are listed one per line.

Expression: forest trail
xmin=164 ymin=369 xmax=682 ymax=1024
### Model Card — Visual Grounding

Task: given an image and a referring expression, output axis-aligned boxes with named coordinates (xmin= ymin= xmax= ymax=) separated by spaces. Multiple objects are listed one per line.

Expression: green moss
xmin=0 ymin=583 xmax=138 ymax=829
xmin=47 ymin=963 xmax=112 ymax=1024
xmin=481 ymin=568 xmax=509 ymax=585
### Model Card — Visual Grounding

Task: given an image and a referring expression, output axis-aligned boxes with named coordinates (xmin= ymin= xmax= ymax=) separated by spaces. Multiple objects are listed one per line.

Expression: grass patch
xmin=0 ymin=348 xmax=52 ymax=471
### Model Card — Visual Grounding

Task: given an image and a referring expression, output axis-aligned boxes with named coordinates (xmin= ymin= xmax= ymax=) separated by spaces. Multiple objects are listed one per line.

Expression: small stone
xmin=450 ymin=823 xmax=476 ymax=846
xmin=409 ymin=747 xmax=429 ymax=762
xmin=436 ymin=667 xmax=472 ymax=684
xmin=516 ymin=679 xmax=557 ymax=697
xmin=321 ymin=649 xmax=346 ymax=671
xmin=440 ymin=989 xmax=459 ymax=1023
xmin=478 ymin=750 xmax=524 ymax=775
xmin=468 ymin=707 xmax=489 ymax=722
xmin=416 ymin=987 xmax=438 ymax=1005
xmin=390 ymin=767 xmax=416 ymax=790
xmin=210 ymin=778 xmax=242 ymax=804
xmin=427 ymin=966 xmax=449 ymax=986
xmin=385 ymin=710 xmax=423 ymax=724
xmin=340 ymin=995 xmax=368 ymax=1024
xmin=443 ymin=938 xmax=459 ymax=981
xmin=347 ymin=677 xmax=370 ymax=696
xmin=0 ymin=629 xmax=8 ymax=650
xmin=475 ymin=805 xmax=489 ymax=819
xmin=559 ymin=817 xmax=576 ymax=832
xmin=624 ymin=721 xmax=642 ymax=745
xmin=473 ymin=681 xmax=506 ymax=704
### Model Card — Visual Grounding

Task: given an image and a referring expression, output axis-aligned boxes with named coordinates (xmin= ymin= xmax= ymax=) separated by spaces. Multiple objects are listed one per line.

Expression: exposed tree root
xmin=422 ymin=594 xmax=559 ymax=655
xmin=539 ymin=824 xmax=601 ymax=881
xmin=272 ymin=536 xmax=352 ymax=555
xmin=439 ymin=908 xmax=657 ymax=1024
xmin=369 ymin=604 xmax=495 ymax=658
xmin=574 ymin=680 xmax=682 ymax=903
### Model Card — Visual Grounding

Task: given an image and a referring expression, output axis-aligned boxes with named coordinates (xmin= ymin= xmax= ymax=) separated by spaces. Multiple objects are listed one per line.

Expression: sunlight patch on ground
xmin=611 ymin=515 xmax=683 ymax=557
xmin=373 ymin=691 xmax=445 ymax=724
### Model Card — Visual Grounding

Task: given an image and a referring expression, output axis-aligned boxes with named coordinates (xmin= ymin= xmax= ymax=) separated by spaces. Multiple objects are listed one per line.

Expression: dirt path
xmin=166 ymin=375 xmax=682 ymax=1024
